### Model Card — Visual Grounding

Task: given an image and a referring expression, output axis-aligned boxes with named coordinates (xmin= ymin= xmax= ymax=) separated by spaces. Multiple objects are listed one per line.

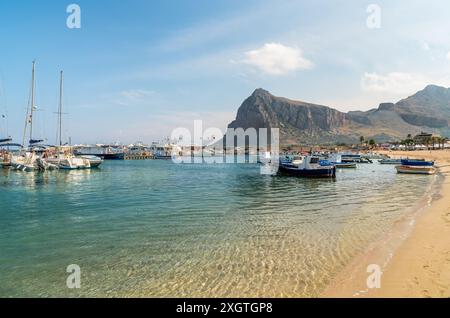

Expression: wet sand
xmin=324 ymin=150 xmax=450 ymax=298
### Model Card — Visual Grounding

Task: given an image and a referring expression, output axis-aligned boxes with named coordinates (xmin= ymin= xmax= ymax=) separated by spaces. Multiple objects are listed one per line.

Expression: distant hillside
xmin=227 ymin=86 xmax=450 ymax=145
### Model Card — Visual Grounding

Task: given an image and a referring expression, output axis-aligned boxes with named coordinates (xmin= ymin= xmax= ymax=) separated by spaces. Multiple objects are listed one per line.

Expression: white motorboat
xmin=45 ymin=146 xmax=91 ymax=169
xmin=79 ymin=155 xmax=103 ymax=168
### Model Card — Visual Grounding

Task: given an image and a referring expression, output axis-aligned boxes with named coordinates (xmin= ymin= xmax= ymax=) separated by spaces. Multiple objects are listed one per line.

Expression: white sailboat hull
xmin=11 ymin=153 xmax=38 ymax=171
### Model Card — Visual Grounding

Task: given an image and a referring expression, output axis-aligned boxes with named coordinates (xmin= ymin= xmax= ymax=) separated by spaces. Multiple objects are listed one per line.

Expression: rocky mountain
xmin=227 ymin=85 xmax=450 ymax=145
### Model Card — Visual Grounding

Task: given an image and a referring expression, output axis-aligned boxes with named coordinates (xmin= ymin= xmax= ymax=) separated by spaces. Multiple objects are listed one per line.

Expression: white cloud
xmin=446 ymin=51 xmax=450 ymax=60
xmin=361 ymin=72 xmax=433 ymax=95
xmin=242 ymin=43 xmax=313 ymax=75
xmin=114 ymin=89 xmax=157 ymax=106
xmin=119 ymin=89 xmax=155 ymax=101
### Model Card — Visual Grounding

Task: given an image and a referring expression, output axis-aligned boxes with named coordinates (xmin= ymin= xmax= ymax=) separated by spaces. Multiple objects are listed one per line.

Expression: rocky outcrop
xmin=227 ymin=86 xmax=450 ymax=144
xmin=229 ymin=89 xmax=345 ymax=127
xmin=393 ymin=85 xmax=450 ymax=128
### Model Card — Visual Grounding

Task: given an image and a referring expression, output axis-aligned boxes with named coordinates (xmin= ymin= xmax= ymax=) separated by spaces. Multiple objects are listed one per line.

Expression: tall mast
xmin=58 ymin=71 xmax=63 ymax=146
xmin=29 ymin=60 xmax=36 ymax=143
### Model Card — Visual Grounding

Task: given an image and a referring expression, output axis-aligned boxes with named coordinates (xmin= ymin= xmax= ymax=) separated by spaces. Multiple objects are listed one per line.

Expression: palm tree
xmin=431 ymin=136 xmax=439 ymax=150
xmin=425 ymin=136 xmax=432 ymax=150
xmin=440 ymin=137 xmax=446 ymax=149
xmin=436 ymin=137 xmax=442 ymax=149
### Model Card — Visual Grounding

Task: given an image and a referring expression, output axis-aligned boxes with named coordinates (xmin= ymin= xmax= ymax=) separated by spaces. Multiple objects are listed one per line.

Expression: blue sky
xmin=1 ymin=0 xmax=450 ymax=144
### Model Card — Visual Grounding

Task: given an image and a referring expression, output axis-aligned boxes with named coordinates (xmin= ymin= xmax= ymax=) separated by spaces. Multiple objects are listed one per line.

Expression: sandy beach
xmin=324 ymin=150 xmax=450 ymax=298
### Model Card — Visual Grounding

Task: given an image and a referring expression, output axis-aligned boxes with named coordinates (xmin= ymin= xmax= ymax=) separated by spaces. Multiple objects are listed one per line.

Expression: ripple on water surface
xmin=0 ymin=160 xmax=434 ymax=297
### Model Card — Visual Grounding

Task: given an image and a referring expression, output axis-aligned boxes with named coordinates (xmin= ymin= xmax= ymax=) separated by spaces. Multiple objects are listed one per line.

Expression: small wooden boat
xmin=341 ymin=154 xmax=372 ymax=163
xmin=333 ymin=154 xmax=357 ymax=168
xmin=395 ymin=165 xmax=436 ymax=175
xmin=280 ymin=156 xmax=336 ymax=178
xmin=335 ymin=162 xmax=357 ymax=168
xmin=320 ymin=160 xmax=356 ymax=168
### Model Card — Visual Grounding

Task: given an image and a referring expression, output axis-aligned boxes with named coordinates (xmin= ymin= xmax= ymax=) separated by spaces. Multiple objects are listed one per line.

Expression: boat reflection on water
xmin=0 ymin=166 xmax=101 ymax=191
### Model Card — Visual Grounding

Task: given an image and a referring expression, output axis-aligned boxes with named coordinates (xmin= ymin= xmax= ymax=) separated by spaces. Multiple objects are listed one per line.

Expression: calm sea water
xmin=0 ymin=159 xmax=435 ymax=297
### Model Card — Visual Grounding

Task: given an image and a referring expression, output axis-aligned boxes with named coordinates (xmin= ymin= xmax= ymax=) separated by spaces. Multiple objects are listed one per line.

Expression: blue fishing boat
xmin=279 ymin=155 xmax=336 ymax=178
xmin=400 ymin=159 xmax=434 ymax=167
xmin=396 ymin=158 xmax=436 ymax=175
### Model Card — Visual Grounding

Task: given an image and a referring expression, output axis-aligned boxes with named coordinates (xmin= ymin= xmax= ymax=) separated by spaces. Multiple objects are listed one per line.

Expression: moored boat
xmin=379 ymin=158 xmax=402 ymax=164
xmin=395 ymin=159 xmax=436 ymax=175
xmin=341 ymin=153 xmax=361 ymax=163
xmin=79 ymin=155 xmax=103 ymax=168
xmin=56 ymin=157 xmax=91 ymax=169
xmin=341 ymin=153 xmax=372 ymax=164
xmin=400 ymin=159 xmax=434 ymax=167
xmin=279 ymin=155 xmax=336 ymax=178
xmin=395 ymin=165 xmax=436 ymax=175
xmin=335 ymin=162 xmax=357 ymax=168
xmin=11 ymin=151 xmax=39 ymax=171
xmin=44 ymin=71 xmax=96 ymax=170
xmin=45 ymin=146 xmax=91 ymax=169
xmin=74 ymin=145 xmax=125 ymax=160
xmin=321 ymin=154 xmax=357 ymax=168
xmin=11 ymin=61 xmax=42 ymax=172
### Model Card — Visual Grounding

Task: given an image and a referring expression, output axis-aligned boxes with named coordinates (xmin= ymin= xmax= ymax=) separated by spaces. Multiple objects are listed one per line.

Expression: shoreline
xmin=323 ymin=150 xmax=450 ymax=297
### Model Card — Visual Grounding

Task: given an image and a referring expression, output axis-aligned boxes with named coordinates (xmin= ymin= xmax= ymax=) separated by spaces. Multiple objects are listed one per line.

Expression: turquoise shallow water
xmin=0 ymin=160 xmax=435 ymax=297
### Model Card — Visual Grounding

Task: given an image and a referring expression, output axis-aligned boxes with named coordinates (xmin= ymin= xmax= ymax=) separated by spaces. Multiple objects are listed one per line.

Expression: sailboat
xmin=10 ymin=61 xmax=43 ymax=171
xmin=44 ymin=71 xmax=95 ymax=169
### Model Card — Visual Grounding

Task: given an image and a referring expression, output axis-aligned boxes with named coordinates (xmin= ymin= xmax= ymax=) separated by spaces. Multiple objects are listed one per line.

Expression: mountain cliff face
xmin=227 ymin=86 xmax=450 ymax=145
xmin=394 ymin=85 xmax=450 ymax=128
